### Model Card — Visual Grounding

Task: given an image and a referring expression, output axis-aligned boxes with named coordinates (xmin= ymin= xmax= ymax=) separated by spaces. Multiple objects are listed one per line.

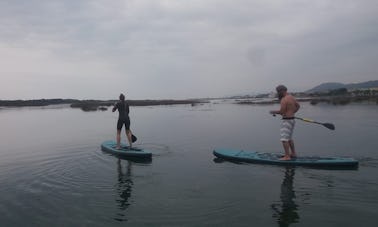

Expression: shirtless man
xmin=270 ymin=85 xmax=300 ymax=160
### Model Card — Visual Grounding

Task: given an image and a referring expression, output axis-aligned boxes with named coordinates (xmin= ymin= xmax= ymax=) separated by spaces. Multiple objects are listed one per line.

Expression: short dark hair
xmin=119 ymin=93 xmax=125 ymax=101
xmin=276 ymin=85 xmax=287 ymax=93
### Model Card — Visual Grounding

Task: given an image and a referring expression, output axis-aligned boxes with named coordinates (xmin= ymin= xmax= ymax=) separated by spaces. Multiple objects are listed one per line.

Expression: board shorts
xmin=280 ymin=119 xmax=295 ymax=142
xmin=117 ymin=116 xmax=130 ymax=130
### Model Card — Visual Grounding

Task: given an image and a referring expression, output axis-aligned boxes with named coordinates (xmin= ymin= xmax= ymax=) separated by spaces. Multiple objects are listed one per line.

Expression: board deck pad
xmin=101 ymin=140 xmax=152 ymax=158
xmin=213 ymin=148 xmax=358 ymax=168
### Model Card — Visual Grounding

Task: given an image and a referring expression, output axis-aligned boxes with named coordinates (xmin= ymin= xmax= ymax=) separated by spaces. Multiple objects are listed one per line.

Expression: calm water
xmin=0 ymin=102 xmax=377 ymax=226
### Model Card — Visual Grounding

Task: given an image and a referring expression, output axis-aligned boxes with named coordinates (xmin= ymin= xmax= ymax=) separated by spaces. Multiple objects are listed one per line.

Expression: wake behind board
xmin=213 ymin=148 xmax=358 ymax=169
xmin=101 ymin=141 xmax=152 ymax=158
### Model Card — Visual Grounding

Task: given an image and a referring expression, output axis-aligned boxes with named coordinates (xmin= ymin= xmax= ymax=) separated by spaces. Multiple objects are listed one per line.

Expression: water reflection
xmin=271 ymin=167 xmax=299 ymax=227
xmin=114 ymin=159 xmax=133 ymax=222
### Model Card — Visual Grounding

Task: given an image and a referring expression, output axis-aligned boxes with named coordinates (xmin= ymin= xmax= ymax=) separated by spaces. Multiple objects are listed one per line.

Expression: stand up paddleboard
xmin=213 ymin=148 xmax=358 ymax=169
xmin=101 ymin=141 xmax=152 ymax=158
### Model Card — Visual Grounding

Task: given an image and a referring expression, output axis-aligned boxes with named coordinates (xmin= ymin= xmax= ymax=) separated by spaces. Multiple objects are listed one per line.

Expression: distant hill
xmin=307 ymin=80 xmax=378 ymax=93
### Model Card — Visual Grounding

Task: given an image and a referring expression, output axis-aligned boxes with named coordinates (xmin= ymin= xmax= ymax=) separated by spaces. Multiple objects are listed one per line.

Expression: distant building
xmin=349 ymin=87 xmax=378 ymax=96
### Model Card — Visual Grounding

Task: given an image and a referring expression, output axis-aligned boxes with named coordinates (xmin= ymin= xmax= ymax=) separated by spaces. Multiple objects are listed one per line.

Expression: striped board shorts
xmin=280 ymin=119 xmax=295 ymax=142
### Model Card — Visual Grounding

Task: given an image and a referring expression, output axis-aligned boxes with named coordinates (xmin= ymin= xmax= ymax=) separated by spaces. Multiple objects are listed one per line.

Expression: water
xmin=0 ymin=102 xmax=377 ymax=226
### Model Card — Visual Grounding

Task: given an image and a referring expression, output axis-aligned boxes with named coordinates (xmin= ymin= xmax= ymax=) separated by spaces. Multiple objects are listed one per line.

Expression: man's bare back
xmin=280 ymin=94 xmax=300 ymax=118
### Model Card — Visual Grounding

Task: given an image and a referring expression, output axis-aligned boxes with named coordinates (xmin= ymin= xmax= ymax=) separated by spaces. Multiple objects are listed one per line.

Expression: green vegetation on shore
xmin=0 ymin=99 xmax=79 ymax=107
xmin=236 ymin=96 xmax=378 ymax=105
xmin=307 ymin=88 xmax=378 ymax=105
xmin=235 ymin=88 xmax=378 ymax=105
xmin=70 ymin=99 xmax=207 ymax=111
xmin=0 ymin=99 xmax=207 ymax=111
xmin=1 ymin=86 xmax=377 ymax=111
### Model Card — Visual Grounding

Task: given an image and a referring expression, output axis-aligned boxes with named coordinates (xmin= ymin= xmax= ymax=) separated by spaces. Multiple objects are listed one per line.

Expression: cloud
xmin=0 ymin=0 xmax=377 ymax=99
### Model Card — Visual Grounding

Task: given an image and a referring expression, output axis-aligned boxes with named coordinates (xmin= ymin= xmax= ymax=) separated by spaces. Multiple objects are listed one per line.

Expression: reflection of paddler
xmin=115 ymin=159 xmax=133 ymax=221
xmin=271 ymin=167 xmax=299 ymax=226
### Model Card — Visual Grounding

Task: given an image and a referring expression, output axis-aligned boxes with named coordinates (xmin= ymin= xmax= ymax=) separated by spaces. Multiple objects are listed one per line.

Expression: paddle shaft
xmin=272 ymin=114 xmax=335 ymax=130
xmin=295 ymin=117 xmax=321 ymax=124
xmin=294 ymin=117 xmax=335 ymax=130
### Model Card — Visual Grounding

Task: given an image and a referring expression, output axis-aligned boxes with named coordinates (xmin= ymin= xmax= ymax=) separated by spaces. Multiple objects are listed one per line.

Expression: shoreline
xmin=235 ymin=96 xmax=378 ymax=105
xmin=0 ymin=99 xmax=208 ymax=111
xmin=1 ymin=95 xmax=377 ymax=112
xmin=70 ymin=99 xmax=208 ymax=111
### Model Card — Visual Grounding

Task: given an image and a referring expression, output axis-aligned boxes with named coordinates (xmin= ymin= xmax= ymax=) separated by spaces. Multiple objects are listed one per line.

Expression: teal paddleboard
xmin=101 ymin=141 xmax=152 ymax=158
xmin=213 ymin=148 xmax=358 ymax=168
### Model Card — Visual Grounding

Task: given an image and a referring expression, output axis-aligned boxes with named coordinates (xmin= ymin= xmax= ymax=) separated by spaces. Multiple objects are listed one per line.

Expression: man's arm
xmin=112 ymin=102 xmax=118 ymax=112
xmin=294 ymin=101 xmax=300 ymax=113
xmin=270 ymin=99 xmax=287 ymax=115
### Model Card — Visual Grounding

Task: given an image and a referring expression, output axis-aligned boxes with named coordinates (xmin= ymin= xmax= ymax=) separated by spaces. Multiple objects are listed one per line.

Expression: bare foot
xmin=116 ymin=146 xmax=121 ymax=150
xmin=290 ymin=154 xmax=297 ymax=159
xmin=279 ymin=156 xmax=291 ymax=161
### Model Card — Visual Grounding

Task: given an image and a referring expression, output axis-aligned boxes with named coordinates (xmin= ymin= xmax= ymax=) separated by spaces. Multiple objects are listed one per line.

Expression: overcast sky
xmin=1 ymin=0 xmax=377 ymax=99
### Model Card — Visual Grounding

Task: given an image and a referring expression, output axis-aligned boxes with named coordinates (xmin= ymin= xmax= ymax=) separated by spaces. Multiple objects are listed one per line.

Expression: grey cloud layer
xmin=1 ymin=0 xmax=377 ymax=99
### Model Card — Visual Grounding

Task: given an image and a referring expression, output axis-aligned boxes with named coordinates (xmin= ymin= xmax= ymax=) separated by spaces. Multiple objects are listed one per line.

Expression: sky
xmin=1 ymin=0 xmax=377 ymax=100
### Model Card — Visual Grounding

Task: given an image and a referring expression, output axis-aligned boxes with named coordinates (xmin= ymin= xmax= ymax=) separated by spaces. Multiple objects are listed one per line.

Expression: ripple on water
xmin=122 ymin=197 xmax=247 ymax=225
xmin=295 ymin=167 xmax=378 ymax=210
xmin=0 ymin=145 xmax=119 ymax=224
xmin=133 ymin=143 xmax=172 ymax=156
xmin=357 ymin=156 xmax=378 ymax=168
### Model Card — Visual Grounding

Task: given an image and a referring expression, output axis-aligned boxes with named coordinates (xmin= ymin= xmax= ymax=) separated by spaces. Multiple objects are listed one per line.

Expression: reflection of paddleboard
xmin=101 ymin=141 xmax=152 ymax=158
xmin=213 ymin=148 xmax=358 ymax=168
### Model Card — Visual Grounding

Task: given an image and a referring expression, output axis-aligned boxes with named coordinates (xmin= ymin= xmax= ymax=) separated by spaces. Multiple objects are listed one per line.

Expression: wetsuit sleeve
xmin=112 ymin=102 xmax=119 ymax=112
xmin=126 ymin=103 xmax=130 ymax=115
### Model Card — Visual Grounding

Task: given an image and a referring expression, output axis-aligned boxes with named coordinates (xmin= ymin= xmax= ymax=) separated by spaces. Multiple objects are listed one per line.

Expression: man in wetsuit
xmin=270 ymin=85 xmax=300 ymax=160
xmin=112 ymin=93 xmax=133 ymax=149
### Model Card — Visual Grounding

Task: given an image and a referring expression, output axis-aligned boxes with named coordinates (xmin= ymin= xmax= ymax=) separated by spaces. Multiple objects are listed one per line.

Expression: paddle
xmin=272 ymin=114 xmax=335 ymax=130
xmin=131 ymin=134 xmax=137 ymax=143
xmin=294 ymin=117 xmax=335 ymax=130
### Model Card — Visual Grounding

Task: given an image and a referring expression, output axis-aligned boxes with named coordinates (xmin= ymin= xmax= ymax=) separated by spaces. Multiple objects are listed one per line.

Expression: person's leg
xmin=289 ymin=140 xmax=296 ymax=158
xmin=126 ymin=129 xmax=132 ymax=149
xmin=116 ymin=119 xmax=123 ymax=149
xmin=116 ymin=130 xmax=121 ymax=149
xmin=280 ymin=141 xmax=291 ymax=160
xmin=280 ymin=120 xmax=292 ymax=160
xmin=289 ymin=120 xmax=296 ymax=157
xmin=125 ymin=117 xmax=132 ymax=148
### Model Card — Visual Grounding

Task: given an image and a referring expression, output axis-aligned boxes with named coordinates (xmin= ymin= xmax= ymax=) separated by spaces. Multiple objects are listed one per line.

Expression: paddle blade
xmin=131 ymin=134 xmax=137 ymax=143
xmin=323 ymin=123 xmax=335 ymax=130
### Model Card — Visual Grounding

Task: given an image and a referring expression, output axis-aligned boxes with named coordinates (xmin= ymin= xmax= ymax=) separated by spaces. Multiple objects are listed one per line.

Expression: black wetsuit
xmin=114 ymin=101 xmax=130 ymax=130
